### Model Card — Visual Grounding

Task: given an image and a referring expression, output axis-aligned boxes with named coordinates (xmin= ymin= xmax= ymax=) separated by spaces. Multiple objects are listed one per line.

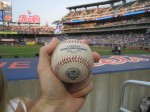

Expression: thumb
xmin=38 ymin=38 xmax=65 ymax=96
xmin=38 ymin=37 xmax=59 ymax=73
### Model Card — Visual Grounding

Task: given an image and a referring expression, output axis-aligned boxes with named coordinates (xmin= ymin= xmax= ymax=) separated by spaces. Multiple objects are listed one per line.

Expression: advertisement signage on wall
xmin=0 ymin=31 xmax=17 ymax=34
xmin=18 ymin=11 xmax=40 ymax=24
xmin=0 ymin=55 xmax=150 ymax=80
xmin=4 ymin=10 xmax=12 ymax=22
xmin=18 ymin=15 xmax=40 ymax=23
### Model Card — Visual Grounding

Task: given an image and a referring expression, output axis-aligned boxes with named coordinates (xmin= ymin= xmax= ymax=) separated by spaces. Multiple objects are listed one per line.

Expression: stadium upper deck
xmin=60 ymin=0 xmax=150 ymax=34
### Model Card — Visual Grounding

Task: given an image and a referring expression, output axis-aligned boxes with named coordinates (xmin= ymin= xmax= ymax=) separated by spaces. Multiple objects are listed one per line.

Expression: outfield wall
xmin=1 ymin=55 xmax=150 ymax=81
xmin=8 ymin=69 xmax=150 ymax=112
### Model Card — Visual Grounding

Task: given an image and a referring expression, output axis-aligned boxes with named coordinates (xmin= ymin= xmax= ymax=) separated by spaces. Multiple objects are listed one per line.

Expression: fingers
xmin=69 ymin=74 xmax=92 ymax=93
xmin=68 ymin=74 xmax=93 ymax=98
xmin=70 ymin=51 xmax=99 ymax=97
xmin=20 ymin=97 xmax=33 ymax=111
xmin=93 ymin=52 xmax=100 ymax=62
xmin=72 ymin=82 xmax=93 ymax=98
xmin=80 ymin=39 xmax=90 ymax=45
xmin=80 ymin=39 xmax=100 ymax=63
xmin=45 ymin=37 xmax=60 ymax=55
xmin=68 ymin=39 xmax=99 ymax=98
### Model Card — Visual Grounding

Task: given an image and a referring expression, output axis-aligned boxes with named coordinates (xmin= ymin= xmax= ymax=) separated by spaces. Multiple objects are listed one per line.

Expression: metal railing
xmin=119 ymin=80 xmax=150 ymax=112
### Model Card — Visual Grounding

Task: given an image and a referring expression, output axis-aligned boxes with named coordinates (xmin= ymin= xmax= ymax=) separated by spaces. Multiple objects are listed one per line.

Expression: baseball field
xmin=0 ymin=44 xmax=150 ymax=58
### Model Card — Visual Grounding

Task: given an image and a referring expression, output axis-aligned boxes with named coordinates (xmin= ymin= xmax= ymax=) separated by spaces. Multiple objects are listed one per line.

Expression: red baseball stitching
xmin=54 ymin=55 xmax=92 ymax=74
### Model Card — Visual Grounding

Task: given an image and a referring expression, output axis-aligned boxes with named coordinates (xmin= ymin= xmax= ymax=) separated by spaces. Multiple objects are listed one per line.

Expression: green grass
xmin=0 ymin=45 xmax=150 ymax=58
xmin=0 ymin=45 xmax=43 ymax=58
xmin=91 ymin=46 xmax=150 ymax=55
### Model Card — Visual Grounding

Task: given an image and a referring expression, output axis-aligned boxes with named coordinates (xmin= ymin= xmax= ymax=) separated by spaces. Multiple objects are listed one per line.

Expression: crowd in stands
xmin=0 ymin=32 xmax=149 ymax=49
xmin=62 ymin=0 xmax=150 ymax=23
xmin=4 ymin=31 xmax=148 ymax=48
xmin=0 ymin=24 xmax=54 ymax=34
xmin=57 ymin=0 xmax=150 ymax=49
xmin=53 ymin=33 xmax=150 ymax=48
xmin=85 ymin=33 xmax=150 ymax=47
xmin=62 ymin=16 xmax=150 ymax=30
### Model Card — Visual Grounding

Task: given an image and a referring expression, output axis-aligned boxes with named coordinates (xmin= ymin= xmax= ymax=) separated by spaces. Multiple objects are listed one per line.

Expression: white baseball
xmin=51 ymin=39 xmax=94 ymax=83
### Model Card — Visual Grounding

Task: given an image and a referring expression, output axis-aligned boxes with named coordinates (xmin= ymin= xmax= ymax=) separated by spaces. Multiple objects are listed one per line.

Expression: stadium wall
xmin=8 ymin=69 xmax=150 ymax=112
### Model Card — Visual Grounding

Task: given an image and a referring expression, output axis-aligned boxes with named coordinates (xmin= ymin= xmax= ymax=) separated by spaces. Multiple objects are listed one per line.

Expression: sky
xmin=9 ymin=0 xmax=107 ymax=27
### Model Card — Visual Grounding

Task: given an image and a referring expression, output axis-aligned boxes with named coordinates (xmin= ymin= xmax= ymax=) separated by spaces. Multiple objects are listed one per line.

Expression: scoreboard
xmin=0 ymin=1 xmax=12 ymax=22
xmin=0 ymin=10 xmax=3 ymax=21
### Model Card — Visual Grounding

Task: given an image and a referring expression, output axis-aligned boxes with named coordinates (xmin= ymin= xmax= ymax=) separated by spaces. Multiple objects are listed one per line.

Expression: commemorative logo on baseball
xmin=60 ymin=45 xmax=87 ymax=53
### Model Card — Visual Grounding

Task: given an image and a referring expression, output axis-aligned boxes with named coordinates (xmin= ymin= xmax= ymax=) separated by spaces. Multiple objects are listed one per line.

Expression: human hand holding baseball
xmin=29 ymin=38 xmax=100 ymax=112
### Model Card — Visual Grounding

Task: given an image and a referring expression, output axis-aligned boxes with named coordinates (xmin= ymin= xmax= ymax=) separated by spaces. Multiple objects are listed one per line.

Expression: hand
xmin=29 ymin=38 xmax=100 ymax=112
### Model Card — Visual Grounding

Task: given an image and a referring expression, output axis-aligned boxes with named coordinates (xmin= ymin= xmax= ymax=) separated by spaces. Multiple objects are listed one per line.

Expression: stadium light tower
xmin=28 ymin=10 xmax=31 ymax=26
xmin=28 ymin=10 xmax=31 ymax=17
